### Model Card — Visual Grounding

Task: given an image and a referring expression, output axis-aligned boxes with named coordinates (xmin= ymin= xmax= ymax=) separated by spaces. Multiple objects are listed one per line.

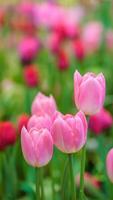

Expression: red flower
xmin=0 ymin=122 xmax=16 ymax=150
xmin=73 ymin=39 xmax=85 ymax=60
xmin=17 ymin=114 xmax=29 ymax=134
xmin=23 ymin=65 xmax=39 ymax=88
xmin=57 ymin=50 xmax=69 ymax=71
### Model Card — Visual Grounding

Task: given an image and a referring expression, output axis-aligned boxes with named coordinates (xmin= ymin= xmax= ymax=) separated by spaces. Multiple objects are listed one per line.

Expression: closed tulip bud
xmin=17 ymin=114 xmax=29 ymax=134
xmin=31 ymin=92 xmax=57 ymax=119
xmin=57 ymin=50 xmax=69 ymax=71
xmin=106 ymin=148 xmax=113 ymax=183
xmin=74 ymin=71 xmax=106 ymax=115
xmin=47 ymin=32 xmax=62 ymax=54
xmin=51 ymin=111 xmax=87 ymax=153
xmin=18 ymin=36 xmax=40 ymax=65
xmin=23 ymin=65 xmax=39 ymax=88
xmin=0 ymin=122 xmax=16 ymax=150
xmin=82 ymin=22 xmax=103 ymax=54
xmin=89 ymin=108 xmax=113 ymax=134
xmin=73 ymin=39 xmax=85 ymax=61
xmin=21 ymin=127 xmax=53 ymax=167
xmin=76 ymin=172 xmax=101 ymax=189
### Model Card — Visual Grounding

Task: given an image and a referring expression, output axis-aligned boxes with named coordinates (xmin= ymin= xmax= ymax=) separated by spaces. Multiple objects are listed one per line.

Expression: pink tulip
xmin=31 ymin=92 xmax=57 ymax=119
xmin=73 ymin=39 xmax=85 ymax=60
xmin=89 ymin=108 xmax=113 ymax=134
xmin=106 ymin=148 xmax=113 ymax=183
xmin=82 ymin=22 xmax=103 ymax=54
xmin=18 ymin=36 xmax=40 ymax=64
xmin=27 ymin=115 xmax=52 ymax=132
xmin=74 ymin=71 xmax=106 ymax=115
xmin=51 ymin=111 xmax=87 ymax=153
xmin=21 ymin=127 xmax=53 ymax=167
xmin=47 ymin=32 xmax=62 ymax=54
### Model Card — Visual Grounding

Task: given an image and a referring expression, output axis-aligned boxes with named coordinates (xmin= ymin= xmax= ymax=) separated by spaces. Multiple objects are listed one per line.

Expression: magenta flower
xmin=18 ymin=36 xmax=40 ymax=64
xmin=89 ymin=108 xmax=113 ymax=134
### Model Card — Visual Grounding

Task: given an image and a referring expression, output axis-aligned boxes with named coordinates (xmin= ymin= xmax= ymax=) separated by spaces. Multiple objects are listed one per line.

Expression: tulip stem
xmin=36 ymin=168 xmax=44 ymax=200
xmin=79 ymin=144 xmax=86 ymax=200
xmin=36 ymin=168 xmax=41 ymax=200
xmin=68 ymin=154 xmax=76 ymax=200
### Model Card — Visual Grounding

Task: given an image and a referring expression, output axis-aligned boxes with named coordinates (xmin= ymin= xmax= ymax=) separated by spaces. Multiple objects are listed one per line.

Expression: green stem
xmin=61 ymin=158 xmax=69 ymax=200
xmin=36 ymin=168 xmax=41 ymax=200
xmin=36 ymin=168 xmax=44 ymax=200
xmin=68 ymin=154 xmax=76 ymax=200
xmin=79 ymin=145 xmax=86 ymax=200
xmin=40 ymin=168 xmax=44 ymax=200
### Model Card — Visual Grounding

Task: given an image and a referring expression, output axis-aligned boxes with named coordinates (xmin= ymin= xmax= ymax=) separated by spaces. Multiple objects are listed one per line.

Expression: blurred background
xmin=0 ymin=0 xmax=113 ymax=199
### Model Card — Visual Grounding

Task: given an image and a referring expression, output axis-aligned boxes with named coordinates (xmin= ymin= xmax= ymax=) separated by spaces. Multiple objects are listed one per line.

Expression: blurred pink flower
xmin=76 ymin=172 xmax=101 ymax=189
xmin=82 ymin=22 xmax=103 ymax=54
xmin=106 ymin=148 xmax=113 ymax=183
xmin=89 ymin=108 xmax=113 ymax=134
xmin=47 ymin=32 xmax=63 ymax=54
xmin=51 ymin=111 xmax=87 ymax=153
xmin=74 ymin=71 xmax=106 ymax=115
xmin=18 ymin=36 xmax=40 ymax=64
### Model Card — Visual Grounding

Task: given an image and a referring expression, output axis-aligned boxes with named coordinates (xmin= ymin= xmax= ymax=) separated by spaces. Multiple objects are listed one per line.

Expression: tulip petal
xmin=21 ymin=127 xmax=36 ymax=167
xmin=52 ymin=117 xmax=73 ymax=153
xmin=35 ymin=129 xmax=53 ymax=167
xmin=76 ymin=111 xmax=88 ymax=138
xmin=79 ymin=78 xmax=103 ymax=115
xmin=74 ymin=70 xmax=82 ymax=108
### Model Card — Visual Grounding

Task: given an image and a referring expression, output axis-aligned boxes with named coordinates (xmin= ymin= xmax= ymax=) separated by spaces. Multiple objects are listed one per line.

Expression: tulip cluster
xmin=20 ymin=70 xmax=106 ymax=200
xmin=21 ymin=92 xmax=56 ymax=167
xmin=21 ymin=90 xmax=88 ymax=167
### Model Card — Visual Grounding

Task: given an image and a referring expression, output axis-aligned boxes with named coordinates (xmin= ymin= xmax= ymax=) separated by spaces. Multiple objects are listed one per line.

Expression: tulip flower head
xmin=31 ymin=92 xmax=57 ymax=119
xmin=18 ymin=114 xmax=29 ymax=134
xmin=23 ymin=65 xmax=39 ymax=88
xmin=51 ymin=111 xmax=87 ymax=153
xmin=21 ymin=126 xmax=53 ymax=167
xmin=76 ymin=172 xmax=101 ymax=189
xmin=73 ymin=39 xmax=85 ymax=61
xmin=74 ymin=71 xmax=106 ymax=115
xmin=89 ymin=108 xmax=113 ymax=134
xmin=19 ymin=36 xmax=40 ymax=65
xmin=57 ymin=50 xmax=69 ymax=71
xmin=0 ymin=122 xmax=16 ymax=150
xmin=106 ymin=148 xmax=113 ymax=183
xmin=82 ymin=22 xmax=103 ymax=54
